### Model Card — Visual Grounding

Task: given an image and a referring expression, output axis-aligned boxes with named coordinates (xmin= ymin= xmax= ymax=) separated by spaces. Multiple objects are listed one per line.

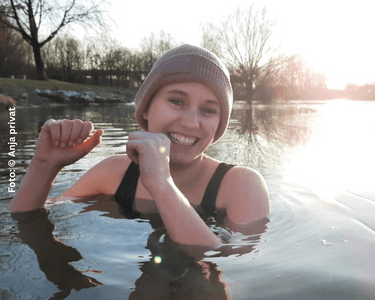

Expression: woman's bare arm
xmin=8 ymin=159 xmax=61 ymax=212
xmin=150 ymin=177 xmax=221 ymax=247
xmin=8 ymin=119 xmax=103 ymax=212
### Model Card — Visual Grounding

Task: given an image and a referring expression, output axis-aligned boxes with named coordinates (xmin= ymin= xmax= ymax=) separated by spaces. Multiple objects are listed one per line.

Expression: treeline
xmin=270 ymin=56 xmax=375 ymax=101
xmin=242 ymin=55 xmax=330 ymax=101
xmin=0 ymin=28 xmax=331 ymax=100
xmin=341 ymin=83 xmax=375 ymax=101
xmin=0 ymin=27 xmax=174 ymax=88
xmin=41 ymin=33 xmax=152 ymax=87
xmin=0 ymin=15 xmax=373 ymax=101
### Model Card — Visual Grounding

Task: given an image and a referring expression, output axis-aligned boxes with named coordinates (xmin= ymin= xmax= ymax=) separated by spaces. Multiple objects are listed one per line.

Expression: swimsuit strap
xmin=200 ymin=163 xmax=235 ymax=215
xmin=114 ymin=161 xmax=235 ymax=217
xmin=114 ymin=161 xmax=141 ymax=218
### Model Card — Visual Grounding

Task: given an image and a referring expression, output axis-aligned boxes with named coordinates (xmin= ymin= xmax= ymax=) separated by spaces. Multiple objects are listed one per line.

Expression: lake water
xmin=1 ymin=100 xmax=375 ymax=299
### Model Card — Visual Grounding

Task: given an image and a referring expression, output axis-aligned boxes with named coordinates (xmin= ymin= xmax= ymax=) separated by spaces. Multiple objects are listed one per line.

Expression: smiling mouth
xmin=167 ymin=132 xmax=198 ymax=146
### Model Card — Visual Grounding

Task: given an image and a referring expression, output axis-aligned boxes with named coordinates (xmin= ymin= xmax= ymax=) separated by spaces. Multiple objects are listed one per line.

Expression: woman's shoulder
xmin=204 ymin=156 xmax=261 ymax=178
xmin=217 ymin=163 xmax=270 ymax=224
xmin=227 ymin=165 xmax=264 ymax=179
xmin=204 ymin=156 xmax=266 ymax=192
xmin=218 ymin=163 xmax=267 ymax=193
xmin=60 ymin=154 xmax=133 ymax=197
xmin=86 ymin=154 xmax=132 ymax=179
xmin=101 ymin=154 xmax=132 ymax=168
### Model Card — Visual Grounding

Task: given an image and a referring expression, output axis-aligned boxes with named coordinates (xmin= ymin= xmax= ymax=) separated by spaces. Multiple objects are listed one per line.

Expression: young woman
xmin=8 ymin=44 xmax=270 ymax=247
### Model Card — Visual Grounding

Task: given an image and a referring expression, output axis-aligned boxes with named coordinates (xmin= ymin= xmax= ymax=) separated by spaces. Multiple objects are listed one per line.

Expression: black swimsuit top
xmin=114 ymin=161 xmax=235 ymax=219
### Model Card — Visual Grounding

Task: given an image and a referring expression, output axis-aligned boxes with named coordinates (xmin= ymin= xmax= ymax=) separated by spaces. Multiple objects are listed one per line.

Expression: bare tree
xmin=272 ymin=55 xmax=327 ymax=100
xmin=201 ymin=6 xmax=278 ymax=103
xmin=0 ymin=15 xmax=22 ymax=73
xmin=140 ymin=30 xmax=176 ymax=72
xmin=42 ymin=35 xmax=64 ymax=77
xmin=42 ymin=34 xmax=84 ymax=81
xmin=0 ymin=15 xmax=34 ymax=77
xmin=0 ymin=0 xmax=108 ymax=80
xmin=200 ymin=23 xmax=222 ymax=58
xmin=85 ymin=35 xmax=106 ymax=85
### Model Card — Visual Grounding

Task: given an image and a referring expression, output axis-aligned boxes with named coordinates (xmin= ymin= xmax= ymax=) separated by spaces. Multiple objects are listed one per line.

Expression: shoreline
xmin=0 ymin=78 xmax=139 ymax=109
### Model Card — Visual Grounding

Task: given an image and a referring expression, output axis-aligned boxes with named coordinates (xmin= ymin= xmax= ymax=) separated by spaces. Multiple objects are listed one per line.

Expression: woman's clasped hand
xmin=33 ymin=119 xmax=104 ymax=169
xmin=126 ymin=131 xmax=171 ymax=191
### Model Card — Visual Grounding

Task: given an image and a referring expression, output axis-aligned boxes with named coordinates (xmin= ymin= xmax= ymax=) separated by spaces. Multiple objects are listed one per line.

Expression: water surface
xmin=1 ymin=100 xmax=374 ymax=299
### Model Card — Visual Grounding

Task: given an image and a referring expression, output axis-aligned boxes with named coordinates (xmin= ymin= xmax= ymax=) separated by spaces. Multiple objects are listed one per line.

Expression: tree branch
xmin=7 ymin=0 xmax=32 ymax=44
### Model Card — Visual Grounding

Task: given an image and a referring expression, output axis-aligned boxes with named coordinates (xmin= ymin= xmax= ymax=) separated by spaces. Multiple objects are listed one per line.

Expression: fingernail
xmin=60 ymin=143 xmax=66 ymax=148
xmin=77 ymin=138 xmax=83 ymax=144
xmin=68 ymin=141 xmax=73 ymax=147
xmin=55 ymin=141 xmax=59 ymax=147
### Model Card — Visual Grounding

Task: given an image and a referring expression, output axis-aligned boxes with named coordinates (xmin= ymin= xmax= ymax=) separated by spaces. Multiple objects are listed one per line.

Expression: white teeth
xmin=168 ymin=133 xmax=196 ymax=146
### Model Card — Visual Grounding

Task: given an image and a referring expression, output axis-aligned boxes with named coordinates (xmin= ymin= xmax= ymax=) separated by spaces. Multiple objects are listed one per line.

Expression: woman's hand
xmin=126 ymin=132 xmax=222 ymax=247
xmin=34 ymin=119 xmax=103 ymax=169
xmin=126 ymin=132 xmax=171 ymax=193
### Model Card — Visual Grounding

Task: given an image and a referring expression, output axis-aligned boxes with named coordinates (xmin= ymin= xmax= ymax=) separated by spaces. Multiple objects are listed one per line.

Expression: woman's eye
xmin=169 ymin=99 xmax=183 ymax=106
xmin=202 ymin=108 xmax=217 ymax=115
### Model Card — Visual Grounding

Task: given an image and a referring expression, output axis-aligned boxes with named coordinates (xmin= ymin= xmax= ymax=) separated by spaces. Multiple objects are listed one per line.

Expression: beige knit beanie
xmin=134 ymin=44 xmax=233 ymax=144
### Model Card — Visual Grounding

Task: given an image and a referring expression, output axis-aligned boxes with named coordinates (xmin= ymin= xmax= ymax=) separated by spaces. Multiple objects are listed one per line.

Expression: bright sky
xmin=74 ymin=0 xmax=375 ymax=90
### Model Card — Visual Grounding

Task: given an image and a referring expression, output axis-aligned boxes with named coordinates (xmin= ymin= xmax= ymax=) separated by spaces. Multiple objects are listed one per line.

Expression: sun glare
xmin=283 ymin=101 xmax=375 ymax=195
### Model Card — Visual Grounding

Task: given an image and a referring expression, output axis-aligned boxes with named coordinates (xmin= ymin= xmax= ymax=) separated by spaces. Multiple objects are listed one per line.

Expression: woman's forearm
xmin=150 ymin=178 xmax=221 ymax=247
xmin=8 ymin=158 xmax=61 ymax=212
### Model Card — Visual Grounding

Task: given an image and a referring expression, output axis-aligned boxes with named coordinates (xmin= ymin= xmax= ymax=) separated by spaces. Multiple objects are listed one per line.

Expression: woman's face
xmin=144 ymin=82 xmax=221 ymax=165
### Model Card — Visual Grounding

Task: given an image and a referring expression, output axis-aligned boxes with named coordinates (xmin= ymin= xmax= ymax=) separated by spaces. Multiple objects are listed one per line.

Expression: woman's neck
xmin=169 ymin=154 xmax=208 ymax=187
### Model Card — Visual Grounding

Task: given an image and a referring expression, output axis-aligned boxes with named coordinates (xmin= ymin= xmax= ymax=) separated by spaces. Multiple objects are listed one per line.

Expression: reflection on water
xmin=11 ymin=208 xmax=103 ymax=300
xmin=1 ymin=100 xmax=375 ymax=299
xmin=4 ymin=195 xmax=265 ymax=299
xmin=206 ymin=102 xmax=317 ymax=175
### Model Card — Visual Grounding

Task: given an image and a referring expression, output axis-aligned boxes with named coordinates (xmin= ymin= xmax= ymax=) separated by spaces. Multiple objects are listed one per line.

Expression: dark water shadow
xmin=11 ymin=208 xmax=104 ymax=300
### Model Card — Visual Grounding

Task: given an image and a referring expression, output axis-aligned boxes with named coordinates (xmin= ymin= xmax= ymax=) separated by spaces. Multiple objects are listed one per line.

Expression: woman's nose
xmin=180 ymin=110 xmax=200 ymax=128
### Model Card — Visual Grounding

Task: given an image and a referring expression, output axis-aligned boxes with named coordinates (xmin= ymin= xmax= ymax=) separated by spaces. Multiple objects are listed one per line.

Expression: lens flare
xmin=154 ymin=256 xmax=162 ymax=264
